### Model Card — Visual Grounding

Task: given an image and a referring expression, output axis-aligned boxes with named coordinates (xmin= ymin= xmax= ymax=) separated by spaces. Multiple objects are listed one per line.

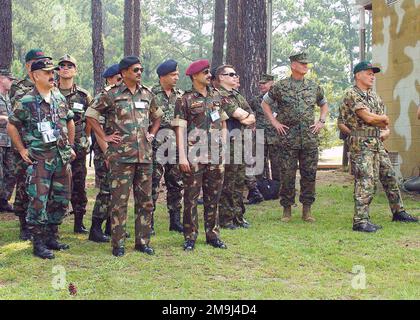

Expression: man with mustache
xmin=9 ymin=49 xmax=52 ymax=241
xmin=86 ymin=56 xmax=163 ymax=257
xmin=7 ymin=59 xmax=76 ymax=259
xmin=173 ymin=59 xmax=255 ymax=251
xmin=339 ymin=61 xmax=418 ymax=232
xmin=57 ymin=54 xmax=93 ymax=234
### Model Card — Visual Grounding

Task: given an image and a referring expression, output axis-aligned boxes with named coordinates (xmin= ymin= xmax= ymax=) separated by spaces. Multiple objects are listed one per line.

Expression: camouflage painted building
xmin=358 ymin=0 xmax=420 ymax=178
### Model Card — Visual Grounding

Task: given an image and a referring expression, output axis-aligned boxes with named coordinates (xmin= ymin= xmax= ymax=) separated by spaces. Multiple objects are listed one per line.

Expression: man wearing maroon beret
xmin=172 ymin=59 xmax=256 ymax=251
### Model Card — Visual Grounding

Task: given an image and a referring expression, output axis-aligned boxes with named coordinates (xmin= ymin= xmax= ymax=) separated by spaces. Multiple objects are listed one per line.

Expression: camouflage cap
xmin=289 ymin=52 xmax=311 ymax=64
xmin=0 ymin=68 xmax=16 ymax=80
xmin=58 ymin=54 xmax=77 ymax=67
xmin=353 ymin=61 xmax=381 ymax=74
xmin=25 ymin=49 xmax=52 ymax=62
xmin=259 ymin=73 xmax=275 ymax=83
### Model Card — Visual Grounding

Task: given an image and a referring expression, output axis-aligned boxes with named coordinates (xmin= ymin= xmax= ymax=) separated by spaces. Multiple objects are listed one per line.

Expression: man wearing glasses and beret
xmin=86 ymin=56 xmax=163 ymax=257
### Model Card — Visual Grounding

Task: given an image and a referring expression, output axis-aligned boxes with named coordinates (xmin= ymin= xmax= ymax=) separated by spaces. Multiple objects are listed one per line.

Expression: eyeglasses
xmin=59 ymin=63 xmax=75 ymax=69
xmin=222 ymin=72 xmax=239 ymax=78
xmin=132 ymin=67 xmax=144 ymax=74
xmin=202 ymin=69 xmax=210 ymax=75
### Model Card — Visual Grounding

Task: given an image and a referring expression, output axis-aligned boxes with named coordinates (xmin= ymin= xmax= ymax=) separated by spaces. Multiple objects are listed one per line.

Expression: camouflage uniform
xmin=0 ymin=93 xmax=16 ymax=203
xmin=9 ymin=76 xmax=34 ymax=218
xmin=151 ymin=84 xmax=184 ymax=229
xmin=172 ymin=86 xmax=234 ymax=242
xmin=8 ymin=89 xmax=74 ymax=227
xmin=218 ymin=87 xmax=253 ymax=227
xmin=86 ymin=83 xmax=163 ymax=249
xmin=249 ymin=94 xmax=280 ymax=182
xmin=264 ymin=77 xmax=327 ymax=208
xmin=59 ymin=84 xmax=92 ymax=221
xmin=339 ymin=86 xmax=405 ymax=225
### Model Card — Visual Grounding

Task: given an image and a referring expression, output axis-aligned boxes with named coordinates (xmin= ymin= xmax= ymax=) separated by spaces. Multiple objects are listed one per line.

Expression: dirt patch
xmin=316 ymin=169 xmax=354 ymax=187
xmin=0 ymin=213 xmax=18 ymax=222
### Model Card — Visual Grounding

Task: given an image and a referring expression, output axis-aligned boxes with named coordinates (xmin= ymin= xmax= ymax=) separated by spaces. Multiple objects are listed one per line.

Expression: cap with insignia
xmin=119 ymin=56 xmax=141 ymax=71
xmin=289 ymin=52 xmax=311 ymax=64
xmin=0 ymin=68 xmax=17 ymax=80
xmin=157 ymin=59 xmax=178 ymax=77
xmin=25 ymin=49 xmax=52 ymax=62
xmin=58 ymin=54 xmax=77 ymax=67
xmin=102 ymin=64 xmax=120 ymax=79
xmin=31 ymin=60 xmax=59 ymax=72
xmin=353 ymin=61 xmax=381 ymax=74
xmin=259 ymin=73 xmax=275 ymax=84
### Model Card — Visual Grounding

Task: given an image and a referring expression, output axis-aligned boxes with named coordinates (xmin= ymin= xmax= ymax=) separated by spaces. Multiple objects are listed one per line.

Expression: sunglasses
xmin=116 ymin=77 xmax=123 ymax=82
xmin=132 ymin=67 xmax=144 ymax=74
xmin=222 ymin=72 xmax=239 ymax=78
xmin=59 ymin=63 xmax=75 ymax=69
xmin=202 ymin=69 xmax=210 ymax=75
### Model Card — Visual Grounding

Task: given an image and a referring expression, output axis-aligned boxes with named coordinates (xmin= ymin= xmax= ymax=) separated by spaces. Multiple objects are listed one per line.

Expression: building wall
xmin=372 ymin=0 xmax=420 ymax=177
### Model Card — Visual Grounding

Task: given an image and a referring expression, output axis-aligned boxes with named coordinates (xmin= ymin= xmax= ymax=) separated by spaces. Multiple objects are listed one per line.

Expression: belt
xmin=350 ymin=129 xmax=380 ymax=138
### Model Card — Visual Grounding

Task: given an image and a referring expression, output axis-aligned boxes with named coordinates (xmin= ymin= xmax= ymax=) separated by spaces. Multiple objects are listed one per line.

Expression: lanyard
xmin=35 ymin=94 xmax=58 ymax=124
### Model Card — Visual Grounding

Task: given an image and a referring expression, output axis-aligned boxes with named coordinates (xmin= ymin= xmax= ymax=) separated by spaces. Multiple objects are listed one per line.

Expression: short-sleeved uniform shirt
xmin=86 ymin=82 xmax=164 ymax=164
xmin=172 ymin=86 xmax=232 ymax=164
xmin=8 ymin=88 xmax=74 ymax=163
xmin=339 ymin=86 xmax=385 ymax=153
xmin=264 ymin=77 xmax=327 ymax=149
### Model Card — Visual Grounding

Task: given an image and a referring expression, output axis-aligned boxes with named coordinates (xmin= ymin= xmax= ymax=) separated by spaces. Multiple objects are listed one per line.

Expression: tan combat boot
xmin=281 ymin=206 xmax=292 ymax=222
xmin=302 ymin=205 xmax=316 ymax=223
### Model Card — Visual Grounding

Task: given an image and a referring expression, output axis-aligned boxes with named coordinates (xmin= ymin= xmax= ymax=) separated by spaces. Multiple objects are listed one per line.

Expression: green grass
xmin=0 ymin=174 xmax=419 ymax=300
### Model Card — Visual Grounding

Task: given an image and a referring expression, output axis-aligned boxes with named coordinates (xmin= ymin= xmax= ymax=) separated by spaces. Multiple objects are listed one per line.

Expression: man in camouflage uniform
xmin=57 ymin=54 xmax=92 ymax=234
xmin=9 ymin=49 xmax=52 ymax=240
xmin=89 ymin=64 xmax=122 ymax=243
xmin=262 ymin=52 xmax=329 ymax=223
xmin=86 ymin=56 xmax=163 ymax=257
xmin=7 ymin=60 xmax=76 ymax=259
xmin=338 ymin=61 xmax=418 ymax=232
xmin=151 ymin=59 xmax=184 ymax=235
xmin=173 ymin=59 xmax=255 ymax=251
xmin=217 ymin=65 xmax=256 ymax=229
xmin=0 ymin=69 xmax=17 ymax=213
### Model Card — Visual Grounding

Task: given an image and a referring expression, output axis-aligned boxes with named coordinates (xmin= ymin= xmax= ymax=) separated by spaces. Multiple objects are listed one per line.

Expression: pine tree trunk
xmin=0 ymin=0 xmax=13 ymax=69
xmin=211 ymin=0 xmax=226 ymax=69
xmin=91 ymin=0 xmax=105 ymax=94
xmin=132 ymin=0 xmax=141 ymax=57
xmin=124 ymin=0 xmax=134 ymax=56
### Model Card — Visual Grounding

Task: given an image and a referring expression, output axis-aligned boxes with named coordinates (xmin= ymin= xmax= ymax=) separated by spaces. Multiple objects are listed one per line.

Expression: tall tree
xmin=91 ymin=0 xmax=105 ymax=94
xmin=211 ymin=0 xmax=226 ymax=69
xmin=124 ymin=0 xmax=134 ymax=56
xmin=132 ymin=0 xmax=141 ymax=57
xmin=0 ymin=0 xmax=13 ymax=69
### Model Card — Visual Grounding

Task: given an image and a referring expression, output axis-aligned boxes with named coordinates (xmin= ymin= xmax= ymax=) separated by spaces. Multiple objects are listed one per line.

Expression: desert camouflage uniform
xmin=0 ymin=93 xmax=16 ymax=203
xmin=151 ymin=84 xmax=183 ymax=227
xmin=264 ymin=77 xmax=327 ymax=208
xmin=9 ymin=76 xmax=35 ymax=218
xmin=218 ymin=87 xmax=254 ymax=227
xmin=339 ymin=86 xmax=405 ymax=225
xmin=8 ymin=89 xmax=73 ymax=227
xmin=86 ymin=83 xmax=163 ymax=249
xmin=172 ymin=86 xmax=233 ymax=242
xmin=59 ymin=84 xmax=92 ymax=219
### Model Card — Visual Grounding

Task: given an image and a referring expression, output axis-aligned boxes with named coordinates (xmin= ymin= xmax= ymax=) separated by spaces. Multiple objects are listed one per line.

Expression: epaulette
xmin=104 ymin=84 xmax=116 ymax=92
xmin=175 ymin=88 xmax=184 ymax=96
xmin=75 ymin=85 xmax=91 ymax=97
xmin=141 ymin=84 xmax=153 ymax=93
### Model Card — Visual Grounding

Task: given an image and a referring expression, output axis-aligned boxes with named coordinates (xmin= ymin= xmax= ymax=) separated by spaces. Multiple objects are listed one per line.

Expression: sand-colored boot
xmin=302 ymin=205 xmax=316 ymax=223
xmin=281 ymin=206 xmax=292 ymax=222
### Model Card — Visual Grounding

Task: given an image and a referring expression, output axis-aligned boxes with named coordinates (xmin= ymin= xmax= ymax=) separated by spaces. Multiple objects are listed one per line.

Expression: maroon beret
xmin=185 ymin=59 xmax=210 ymax=76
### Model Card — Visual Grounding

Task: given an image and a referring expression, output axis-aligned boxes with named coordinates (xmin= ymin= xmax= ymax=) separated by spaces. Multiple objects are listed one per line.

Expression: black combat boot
xmin=89 ymin=218 xmax=110 ymax=243
xmin=247 ymin=187 xmax=264 ymax=205
xmin=74 ymin=213 xmax=88 ymax=234
xmin=169 ymin=211 xmax=183 ymax=233
xmin=30 ymin=226 xmax=55 ymax=259
xmin=45 ymin=225 xmax=70 ymax=251
xmin=135 ymin=244 xmax=155 ymax=255
xmin=352 ymin=221 xmax=379 ymax=233
xmin=19 ymin=216 xmax=32 ymax=241
xmin=392 ymin=211 xmax=419 ymax=223
xmin=0 ymin=199 xmax=14 ymax=213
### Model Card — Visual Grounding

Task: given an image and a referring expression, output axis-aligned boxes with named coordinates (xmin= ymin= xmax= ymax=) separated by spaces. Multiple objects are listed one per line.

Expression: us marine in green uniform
xmin=338 ymin=61 xmax=418 ymax=232
xmin=57 ymin=54 xmax=93 ymax=234
xmin=86 ymin=56 xmax=163 ymax=257
xmin=7 ymin=60 xmax=76 ymax=259
xmin=151 ymin=59 xmax=184 ymax=235
xmin=262 ymin=52 xmax=329 ymax=223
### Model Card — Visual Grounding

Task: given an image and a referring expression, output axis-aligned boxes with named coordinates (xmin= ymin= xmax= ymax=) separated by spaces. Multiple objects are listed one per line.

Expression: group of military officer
xmin=0 ymin=48 xmax=418 ymax=259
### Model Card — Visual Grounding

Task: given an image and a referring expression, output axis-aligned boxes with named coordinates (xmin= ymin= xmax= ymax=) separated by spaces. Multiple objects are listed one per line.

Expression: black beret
xmin=157 ymin=59 xmax=178 ymax=77
xmin=119 ymin=56 xmax=141 ymax=71
xmin=102 ymin=64 xmax=120 ymax=78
